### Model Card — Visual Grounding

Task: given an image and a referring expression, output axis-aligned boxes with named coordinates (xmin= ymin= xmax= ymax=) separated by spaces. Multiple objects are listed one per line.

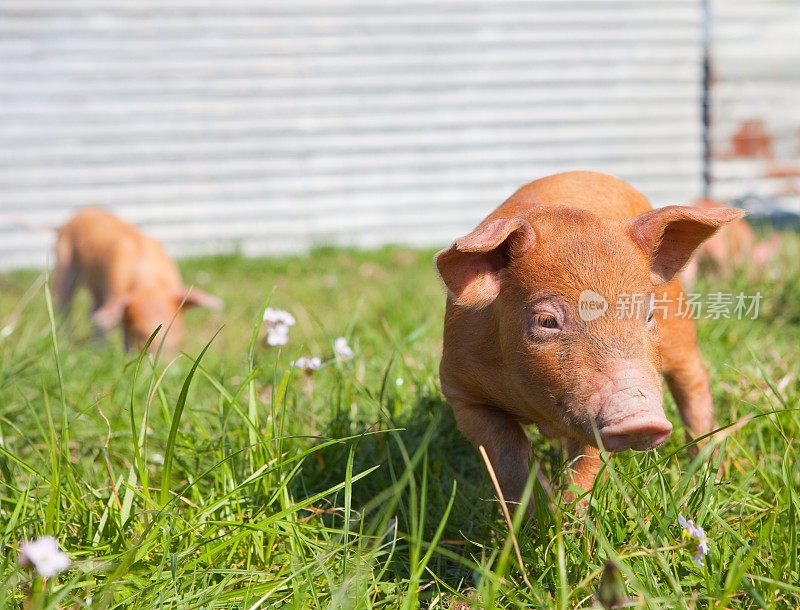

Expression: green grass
xmin=0 ymin=238 xmax=798 ymax=609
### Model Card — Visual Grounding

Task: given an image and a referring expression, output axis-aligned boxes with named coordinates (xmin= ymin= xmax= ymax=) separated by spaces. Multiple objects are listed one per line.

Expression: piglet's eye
xmin=533 ymin=313 xmax=559 ymax=329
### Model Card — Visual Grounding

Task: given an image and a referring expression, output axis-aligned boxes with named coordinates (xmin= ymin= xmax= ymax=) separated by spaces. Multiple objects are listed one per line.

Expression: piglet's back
xmin=59 ymin=208 xmax=142 ymax=267
xmin=59 ymin=207 xmax=181 ymax=297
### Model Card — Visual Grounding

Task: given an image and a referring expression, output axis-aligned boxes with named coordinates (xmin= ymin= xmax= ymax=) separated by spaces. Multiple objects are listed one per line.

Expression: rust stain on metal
xmin=765 ymin=165 xmax=800 ymax=179
xmin=727 ymin=120 xmax=774 ymax=158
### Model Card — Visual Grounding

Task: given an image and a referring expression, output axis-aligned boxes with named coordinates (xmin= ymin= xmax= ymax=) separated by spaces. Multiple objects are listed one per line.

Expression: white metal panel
xmin=709 ymin=0 xmax=800 ymax=214
xmin=0 ymin=0 xmax=704 ymax=270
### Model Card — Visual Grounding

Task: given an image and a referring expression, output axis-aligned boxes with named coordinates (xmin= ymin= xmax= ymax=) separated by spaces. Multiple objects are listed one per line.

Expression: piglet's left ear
xmin=630 ymin=205 xmax=745 ymax=285
xmin=176 ymin=287 xmax=224 ymax=310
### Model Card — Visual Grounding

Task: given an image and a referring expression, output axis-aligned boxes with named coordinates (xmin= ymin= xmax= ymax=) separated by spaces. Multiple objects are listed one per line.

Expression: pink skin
xmin=590 ymin=359 xmax=672 ymax=452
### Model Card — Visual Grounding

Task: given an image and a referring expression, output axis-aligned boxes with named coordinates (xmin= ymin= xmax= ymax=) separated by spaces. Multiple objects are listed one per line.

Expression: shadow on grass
xmin=291 ymin=390 xmax=496 ymax=587
xmin=291 ymin=386 xmax=570 ymax=595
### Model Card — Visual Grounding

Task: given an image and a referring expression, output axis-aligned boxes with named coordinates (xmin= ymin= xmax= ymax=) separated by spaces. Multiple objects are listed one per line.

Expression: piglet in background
xmin=54 ymin=208 xmax=222 ymax=353
xmin=436 ymin=171 xmax=743 ymax=515
xmin=678 ymin=198 xmax=781 ymax=290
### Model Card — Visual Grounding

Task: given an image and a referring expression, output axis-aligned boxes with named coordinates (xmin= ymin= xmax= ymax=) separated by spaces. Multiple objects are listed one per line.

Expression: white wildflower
xmin=19 ymin=536 xmax=71 ymax=578
xmin=266 ymin=325 xmax=289 ymax=346
xmin=263 ymin=308 xmax=295 ymax=346
xmin=678 ymin=514 xmax=709 ymax=566
xmin=395 ymin=377 xmax=404 ymax=386
xmin=333 ymin=337 xmax=354 ymax=360
xmin=290 ymin=356 xmax=323 ymax=372
xmin=263 ymin=308 xmax=295 ymax=326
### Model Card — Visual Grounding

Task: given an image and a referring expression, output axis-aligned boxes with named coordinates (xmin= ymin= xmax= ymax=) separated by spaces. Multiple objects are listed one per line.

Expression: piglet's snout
xmin=599 ymin=412 xmax=672 ymax=452
xmin=592 ymin=361 xmax=672 ymax=452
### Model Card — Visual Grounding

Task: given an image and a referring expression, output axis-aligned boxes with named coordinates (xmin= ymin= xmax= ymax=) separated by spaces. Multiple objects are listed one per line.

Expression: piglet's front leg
xmin=564 ymin=439 xmax=602 ymax=498
xmin=451 ymin=402 xmax=535 ymax=517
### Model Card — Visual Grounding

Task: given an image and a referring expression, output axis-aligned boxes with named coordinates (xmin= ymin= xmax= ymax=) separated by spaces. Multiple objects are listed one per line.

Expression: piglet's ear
xmin=630 ymin=205 xmax=745 ymax=285
xmin=177 ymin=287 xmax=224 ymax=310
xmin=435 ymin=217 xmax=535 ymax=307
xmin=92 ymin=295 xmax=132 ymax=330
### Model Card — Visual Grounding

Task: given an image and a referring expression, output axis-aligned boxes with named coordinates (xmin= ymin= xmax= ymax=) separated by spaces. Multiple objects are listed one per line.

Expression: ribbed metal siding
xmin=0 ymin=1 xmax=703 ymax=270
xmin=709 ymin=0 xmax=800 ymax=213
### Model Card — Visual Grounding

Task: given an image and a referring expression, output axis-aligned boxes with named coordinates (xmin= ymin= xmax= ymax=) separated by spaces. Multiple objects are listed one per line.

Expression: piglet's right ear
xmin=435 ymin=217 xmax=535 ymax=307
xmin=92 ymin=295 xmax=131 ymax=330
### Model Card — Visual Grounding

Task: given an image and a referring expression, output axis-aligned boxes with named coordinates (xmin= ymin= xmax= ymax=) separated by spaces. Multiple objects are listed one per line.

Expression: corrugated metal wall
xmin=0 ymin=1 xmax=704 ymax=270
xmin=709 ymin=0 xmax=800 ymax=214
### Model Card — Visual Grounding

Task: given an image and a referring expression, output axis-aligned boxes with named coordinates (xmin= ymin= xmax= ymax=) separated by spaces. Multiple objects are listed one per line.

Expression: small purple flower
xmin=290 ymin=356 xmax=322 ymax=372
xmin=678 ymin=514 xmax=709 ymax=566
